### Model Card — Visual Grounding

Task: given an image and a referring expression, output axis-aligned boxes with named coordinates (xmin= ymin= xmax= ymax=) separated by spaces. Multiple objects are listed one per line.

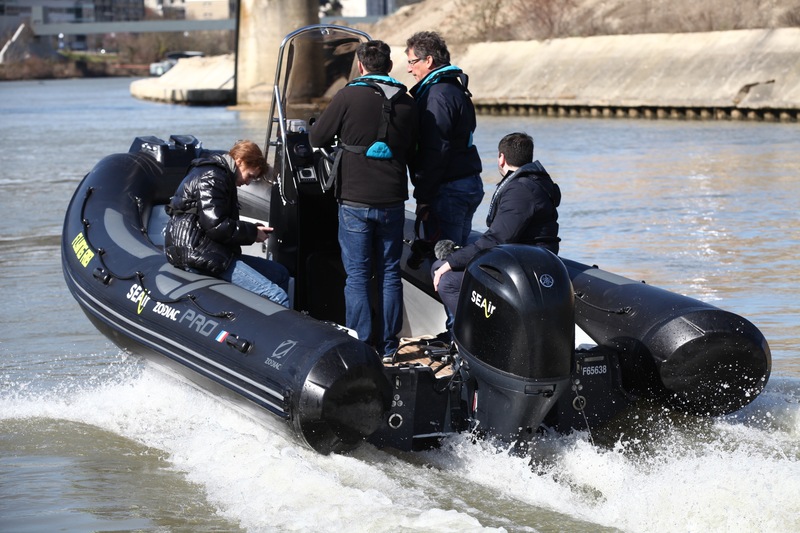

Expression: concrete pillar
xmin=236 ymin=0 xmax=318 ymax=107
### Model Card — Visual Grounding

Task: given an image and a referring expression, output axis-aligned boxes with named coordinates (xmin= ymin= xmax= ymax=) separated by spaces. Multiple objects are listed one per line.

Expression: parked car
xmin=149 ymin=51 xmax=204 ymax=76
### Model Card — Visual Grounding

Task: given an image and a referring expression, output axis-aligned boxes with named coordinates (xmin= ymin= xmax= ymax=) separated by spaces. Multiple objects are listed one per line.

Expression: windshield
xmin=266 ymin=25 xmax=370 ymax=158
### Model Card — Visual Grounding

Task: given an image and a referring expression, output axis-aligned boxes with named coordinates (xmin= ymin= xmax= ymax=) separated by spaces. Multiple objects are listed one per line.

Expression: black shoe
xmin=433 ymin=330 xmax=451 ymax=344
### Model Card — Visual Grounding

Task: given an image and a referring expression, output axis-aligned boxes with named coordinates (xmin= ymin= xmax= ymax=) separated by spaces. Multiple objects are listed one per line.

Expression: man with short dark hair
xmin=309 ymin=40 xmax=418 ymax=362
xmin=432 ymin=132 xmax=561 ymax=318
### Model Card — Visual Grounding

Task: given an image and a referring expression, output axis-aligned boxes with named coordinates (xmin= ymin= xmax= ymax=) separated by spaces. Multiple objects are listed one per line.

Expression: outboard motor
xmin=454 ymin=245 xmax=574 ymax=441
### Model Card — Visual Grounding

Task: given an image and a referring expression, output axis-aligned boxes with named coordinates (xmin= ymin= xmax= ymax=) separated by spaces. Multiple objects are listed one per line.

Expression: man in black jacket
xmin=309 ymin=40 xmax=417 ymax=362
xmin=164 ymin=140 xmax=290 ymax=307
xmin=432 ymin=132 xmax=561 ymax=318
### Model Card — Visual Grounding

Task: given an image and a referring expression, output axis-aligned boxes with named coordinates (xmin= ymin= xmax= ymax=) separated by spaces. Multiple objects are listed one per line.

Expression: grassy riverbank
xmin=0 ymin=28 xmax=232 ymax=82
xmin=0 ymin=52 xmax=149 ymax=81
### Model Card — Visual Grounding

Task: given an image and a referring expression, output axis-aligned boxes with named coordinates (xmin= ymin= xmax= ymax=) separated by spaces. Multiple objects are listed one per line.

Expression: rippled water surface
xmin=1 ymin=78 xmax=798 ymax=532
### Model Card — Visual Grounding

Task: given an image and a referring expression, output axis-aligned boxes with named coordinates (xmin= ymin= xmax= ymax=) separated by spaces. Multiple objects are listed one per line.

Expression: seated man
xmin=164 ymin=139 xmax=290 ymax=307
xmin=432 ymin=132 xmax=561 ymax=319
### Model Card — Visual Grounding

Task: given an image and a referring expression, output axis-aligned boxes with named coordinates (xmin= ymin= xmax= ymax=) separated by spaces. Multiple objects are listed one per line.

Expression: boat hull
xmin=61 ymin=25 xmax=771 ymax=455
xmin=62 ymin=132 xmax=772 ymax=453
xmin=62 ymin=143 xmax=390 ymax=455
xmin=563 ymin=259 xmax=771 ymax=415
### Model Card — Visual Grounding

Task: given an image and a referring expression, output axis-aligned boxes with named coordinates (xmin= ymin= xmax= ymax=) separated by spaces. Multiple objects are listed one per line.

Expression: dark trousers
xmin=431 ymin=259 xmax=464 ymax=331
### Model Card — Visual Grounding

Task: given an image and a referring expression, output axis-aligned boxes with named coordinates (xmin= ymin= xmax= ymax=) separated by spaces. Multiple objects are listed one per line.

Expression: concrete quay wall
xmin=452 ymin=28 xmax=800 ymax=121
xmin=130 ymin=28 xmax=800 ymax=121
xmin=129 ymin=54 xmax=235 ymax=106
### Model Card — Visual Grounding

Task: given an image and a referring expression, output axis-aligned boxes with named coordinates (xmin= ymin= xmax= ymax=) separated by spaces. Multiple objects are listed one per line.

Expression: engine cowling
xmin=454 ymin=245 xmax=574 ymax=441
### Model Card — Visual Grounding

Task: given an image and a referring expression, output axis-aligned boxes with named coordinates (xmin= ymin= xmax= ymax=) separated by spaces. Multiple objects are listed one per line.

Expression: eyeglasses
xmin=407 ymin=57 xmax=423 ymax=66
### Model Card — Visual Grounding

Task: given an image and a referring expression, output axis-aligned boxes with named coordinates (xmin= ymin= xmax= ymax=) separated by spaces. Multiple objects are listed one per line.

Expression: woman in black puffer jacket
xmin=164 ymin=140 xmax=290 ymax=307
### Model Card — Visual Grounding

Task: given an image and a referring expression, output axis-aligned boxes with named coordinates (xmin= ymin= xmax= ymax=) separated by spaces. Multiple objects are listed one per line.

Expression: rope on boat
xmin=133 ymin=195 xmax=159 ymax=248
xmin=434 ymin=359 xmax=465 ymax=394
xmin=574 ymin=292 xmax=631 ymax=315
xmin=79 ymin=188 xmax=236 ymax=320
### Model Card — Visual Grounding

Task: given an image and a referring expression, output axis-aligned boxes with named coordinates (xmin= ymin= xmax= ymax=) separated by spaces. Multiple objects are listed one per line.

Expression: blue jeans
xmin=220 ymin=255 xmax=290 ymax=308
xmin=338 ymin=204 xmax=404 ymax=357
xmin=424 ymin=174 xmax=484 ymax=246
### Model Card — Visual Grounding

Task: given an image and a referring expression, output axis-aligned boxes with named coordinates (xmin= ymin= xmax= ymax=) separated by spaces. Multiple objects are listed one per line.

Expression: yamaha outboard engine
xmin=454 ymin=245 xmax=574 ymax=441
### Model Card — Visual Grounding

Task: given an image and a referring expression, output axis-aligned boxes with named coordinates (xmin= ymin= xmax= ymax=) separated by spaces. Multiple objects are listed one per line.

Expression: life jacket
xmin=410 ymin=64 xmax=476 ymax=150
xmin=323 ymin=75 xmax=407 ymax=191
xmin=340 ymin=75 xmax=407 ymax=160
xmin=411 ymin=64 xmax=472 ymax=99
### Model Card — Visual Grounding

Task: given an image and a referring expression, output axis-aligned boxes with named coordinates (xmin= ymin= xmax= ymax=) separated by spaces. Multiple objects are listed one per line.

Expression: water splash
xmin=2 ymin=359 xmax=798 ymax=532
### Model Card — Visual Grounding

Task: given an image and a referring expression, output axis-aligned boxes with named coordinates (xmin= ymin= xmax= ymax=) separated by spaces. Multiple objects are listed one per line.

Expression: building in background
xmin=2 ymin=0 xmax=94 ymax=35
xmin=1 ymin=0 xmax=144 ymax=39
xmin=142 ymin=0 xmax=186 ymax=19
xmin=1 ymin=0 xmax=413 ymax=57
xmin=93 ymin=0 xmax=145 ymax=21
xmin=185 ymin=0 xmax=233 ymax=20
xmin=1 ymin=0 xmax=414 ymax=32
xmin=333 ymin=0 xmax=419 ymax=18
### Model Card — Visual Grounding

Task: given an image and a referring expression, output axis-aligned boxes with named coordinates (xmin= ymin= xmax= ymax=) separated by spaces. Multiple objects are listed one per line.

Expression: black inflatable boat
xmin=62 ymin=25 xmax=771 ymax=454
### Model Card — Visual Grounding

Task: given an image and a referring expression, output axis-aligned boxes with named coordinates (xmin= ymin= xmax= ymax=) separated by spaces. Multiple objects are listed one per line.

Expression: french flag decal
xmin=215 ymin=331 xmax=229 ymax=343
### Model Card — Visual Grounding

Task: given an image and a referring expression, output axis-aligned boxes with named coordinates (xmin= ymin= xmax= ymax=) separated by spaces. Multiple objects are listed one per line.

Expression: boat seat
xmin=148 ymin=206 xmax=296 ymax=308
xmin=147 ymin=204 xmax=171 ymax=248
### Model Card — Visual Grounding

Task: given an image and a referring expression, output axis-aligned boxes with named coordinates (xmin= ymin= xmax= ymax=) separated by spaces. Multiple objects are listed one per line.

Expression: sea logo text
xmin=71 ymin=233 xmax=95 ymax=267
xmin=471 ymin=291 xmax=496 ymax=319
xmin=126 ymin=283 xmax=151 ymax=314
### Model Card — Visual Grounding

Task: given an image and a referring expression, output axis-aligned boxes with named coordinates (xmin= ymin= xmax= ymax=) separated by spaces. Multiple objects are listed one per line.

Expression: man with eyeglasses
xmin=405 ymin=30 xmax=484 ymax=340
xmin=405 ymin=31 xmax=484 ymax=248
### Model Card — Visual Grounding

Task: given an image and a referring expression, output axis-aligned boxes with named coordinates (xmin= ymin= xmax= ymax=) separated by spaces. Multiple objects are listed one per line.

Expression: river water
xmin=1 ymin=77 xmax=798 ymax=532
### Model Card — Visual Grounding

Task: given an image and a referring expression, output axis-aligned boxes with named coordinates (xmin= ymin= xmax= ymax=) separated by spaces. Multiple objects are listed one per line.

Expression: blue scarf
xmin=411 ymin=65 xmax=468 ymax=99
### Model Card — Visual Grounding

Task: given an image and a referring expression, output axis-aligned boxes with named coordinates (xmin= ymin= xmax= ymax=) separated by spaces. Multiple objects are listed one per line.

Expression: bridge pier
xmin=236 ymin=0 xmax=318 ymax=107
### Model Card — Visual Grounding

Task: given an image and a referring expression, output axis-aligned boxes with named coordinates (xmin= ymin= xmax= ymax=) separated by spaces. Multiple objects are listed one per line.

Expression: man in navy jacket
xmin=432 ymin=132 xmax=561 ymax=318
xmin=405 ymin=31 xmax=484 ymax=247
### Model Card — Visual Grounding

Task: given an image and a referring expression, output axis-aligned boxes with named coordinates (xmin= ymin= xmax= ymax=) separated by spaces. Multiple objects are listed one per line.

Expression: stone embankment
xmin=459 ymin=28 xmax=800 ymax=121
xmin=130 ymin=28 xmax=800 ymax=121
xmin=129 ymin=54 xmax=235 ymax=105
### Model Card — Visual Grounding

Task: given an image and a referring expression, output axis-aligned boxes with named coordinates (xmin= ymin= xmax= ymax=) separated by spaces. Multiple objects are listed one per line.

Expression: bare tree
xmin=506 ymin=0 xmax=578 ymax=40
xmin=452 ymin=0 xmax=508 ymax=42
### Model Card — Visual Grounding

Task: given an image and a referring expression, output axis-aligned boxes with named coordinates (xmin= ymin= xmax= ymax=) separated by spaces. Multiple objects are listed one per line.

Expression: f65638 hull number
xmin=582 ymin=365 xmax=607 ymax=376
